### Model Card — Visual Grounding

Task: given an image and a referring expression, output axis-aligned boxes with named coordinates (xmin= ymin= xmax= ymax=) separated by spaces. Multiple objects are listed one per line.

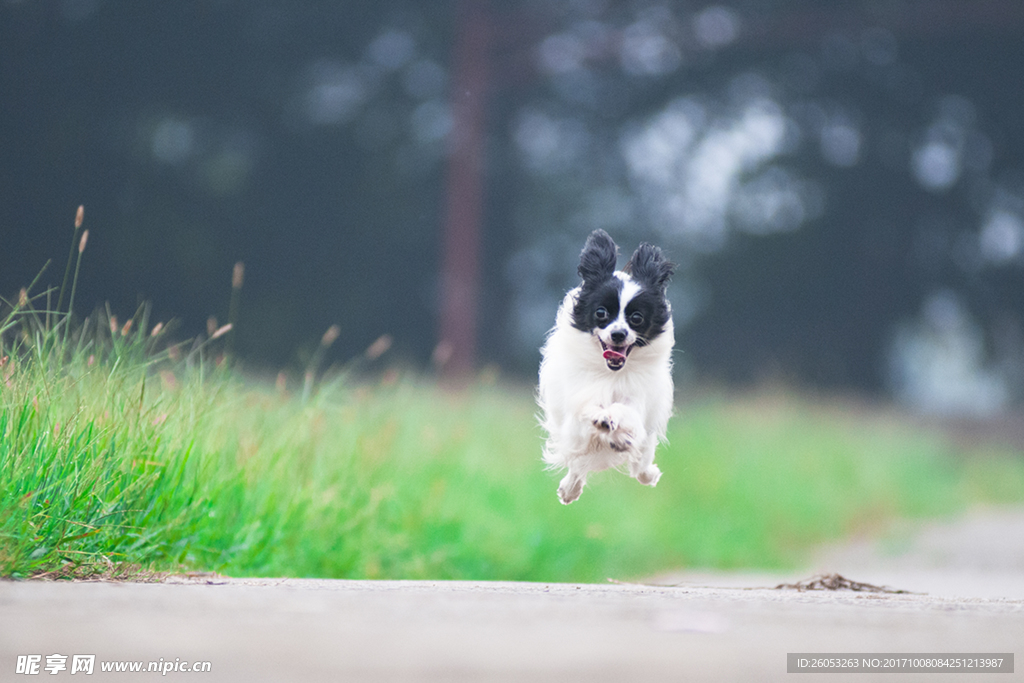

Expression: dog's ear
xmin=627 ymin=243 xmax=674 ymax=292
xmin=578 ymin=230 xmax=618 ymax=284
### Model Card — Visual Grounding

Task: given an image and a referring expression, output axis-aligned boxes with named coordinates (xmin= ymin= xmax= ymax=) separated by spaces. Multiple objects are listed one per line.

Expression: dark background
xmin=4 ymin=0 xmax=1024 ymax=413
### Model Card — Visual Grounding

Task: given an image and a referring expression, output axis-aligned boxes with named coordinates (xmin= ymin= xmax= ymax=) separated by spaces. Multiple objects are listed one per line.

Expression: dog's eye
xmin=628 ymin=311 xmax=644 ymax=327
xmin=595 ymin=307 xmax=609 ymax=322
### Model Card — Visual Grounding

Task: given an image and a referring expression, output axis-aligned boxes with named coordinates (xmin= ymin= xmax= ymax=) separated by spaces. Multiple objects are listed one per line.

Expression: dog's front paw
xmin=608 ymin=433 xmax=634 ymax=452
xmin=591 ymin=411 xmax=617 ymax=433
xmin=591 ymin=406 xmax=638 ymax=453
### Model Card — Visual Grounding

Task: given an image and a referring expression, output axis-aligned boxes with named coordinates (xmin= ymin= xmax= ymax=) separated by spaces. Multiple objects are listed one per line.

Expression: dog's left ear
xmin=627 ymin=243 xmax=674 ymax=292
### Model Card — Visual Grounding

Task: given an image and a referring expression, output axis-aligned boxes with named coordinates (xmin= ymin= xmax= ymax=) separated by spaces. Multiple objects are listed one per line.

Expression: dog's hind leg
xmin=557 ymin=468 xmax=586 ymax=505
xmin=628 ymin=441 xmax=662 ymax=487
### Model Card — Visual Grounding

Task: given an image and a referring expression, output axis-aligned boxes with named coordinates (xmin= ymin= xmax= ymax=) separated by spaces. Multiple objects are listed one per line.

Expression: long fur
xmin=537 ymin=230 xmax=675 ymax=504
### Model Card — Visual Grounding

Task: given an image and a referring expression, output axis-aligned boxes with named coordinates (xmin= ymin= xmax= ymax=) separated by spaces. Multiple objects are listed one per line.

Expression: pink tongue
xmin=603 ymin=349 xmax=626 ymax=361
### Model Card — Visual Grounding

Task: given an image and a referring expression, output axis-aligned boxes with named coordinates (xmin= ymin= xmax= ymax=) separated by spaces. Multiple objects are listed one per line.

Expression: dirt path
xmin=654 ymin=505 xmax=1024 ymax=600
xmin=1 ymin=508 xmax=1022 ymax=682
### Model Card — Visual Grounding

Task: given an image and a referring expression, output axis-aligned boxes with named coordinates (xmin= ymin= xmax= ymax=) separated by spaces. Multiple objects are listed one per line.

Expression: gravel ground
xmin=1 ymin=507 xmax=1021 ymax=682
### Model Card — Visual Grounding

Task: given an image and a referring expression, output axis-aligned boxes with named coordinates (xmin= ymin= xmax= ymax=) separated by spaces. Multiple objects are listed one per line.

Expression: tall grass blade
xmin=56 ymin=205 xmax=84 ymax=317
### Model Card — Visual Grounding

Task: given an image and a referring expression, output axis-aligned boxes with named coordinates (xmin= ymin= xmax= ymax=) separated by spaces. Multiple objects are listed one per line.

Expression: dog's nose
xmin=610 ymin=329 xmax=627 ymax=344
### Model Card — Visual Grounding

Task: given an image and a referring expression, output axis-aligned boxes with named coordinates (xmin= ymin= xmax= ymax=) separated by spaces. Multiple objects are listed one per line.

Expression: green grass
xmin=3 ymin=312 xmax=1023 ymax=583
xmin=2 ymin=265 xmax=1024 ymax=581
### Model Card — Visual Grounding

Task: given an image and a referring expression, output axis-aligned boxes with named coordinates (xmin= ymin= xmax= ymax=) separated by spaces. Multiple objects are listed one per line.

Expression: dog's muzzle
xmin=600 ymin=339 xmax=632 ymax=371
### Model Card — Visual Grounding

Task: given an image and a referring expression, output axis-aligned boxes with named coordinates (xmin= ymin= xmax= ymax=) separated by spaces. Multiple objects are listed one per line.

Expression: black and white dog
xmin=538 ymin=230 xmax=675 ymax=504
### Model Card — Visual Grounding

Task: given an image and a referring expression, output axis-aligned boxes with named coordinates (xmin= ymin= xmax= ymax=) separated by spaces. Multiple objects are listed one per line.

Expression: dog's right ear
xmin=577 ymin=230 xmax=618 ymax=284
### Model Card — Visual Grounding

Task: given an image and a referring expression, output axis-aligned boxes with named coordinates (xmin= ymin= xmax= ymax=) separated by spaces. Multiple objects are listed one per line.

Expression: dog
xmin=537 ymin=229 xmax=675 ymax=504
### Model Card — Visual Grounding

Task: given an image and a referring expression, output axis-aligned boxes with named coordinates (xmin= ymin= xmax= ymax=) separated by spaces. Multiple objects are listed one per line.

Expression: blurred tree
xmin=3 ymin=0 xmax=1024 ymax=412
xmin=492 ymin=0 xmax=1024 ymax=409
xmin=439 ymin=0 xmax=489 ymax=378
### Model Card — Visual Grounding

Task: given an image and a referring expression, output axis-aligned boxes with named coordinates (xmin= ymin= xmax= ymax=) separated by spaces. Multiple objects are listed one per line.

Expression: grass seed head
xmin=75 ymin=205 xmax=84 ymax=229
xmin=150 ymin=322 xmax=164 ymax=337
xmin=207 ymin=316 xmax=218 ymax=337
xmin=78 ymin=229 xmax=89 ymax=254
xmin=159 ymin=370 xmax=178 ymax=390
xmin=321 ymin=324 xmax=341 ymax=348
xmin=211 ymin=323 xmax=232 ymax=340
xmin=365 ymin=334 xmax=393 ymax=361
xmin=232 ymin=262 xmax=245 ymax=290
xmin=432 ymin=340 xmax=454 ymax=369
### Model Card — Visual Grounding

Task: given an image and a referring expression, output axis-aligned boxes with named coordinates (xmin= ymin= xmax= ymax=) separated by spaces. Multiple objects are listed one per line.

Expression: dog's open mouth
xmin=600 ymin=340 xmax=632 ymax=371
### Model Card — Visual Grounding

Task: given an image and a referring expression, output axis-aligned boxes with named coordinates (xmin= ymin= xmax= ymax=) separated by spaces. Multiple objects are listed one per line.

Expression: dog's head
xmin=571 ymin=229 xmax=674 ymax=371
